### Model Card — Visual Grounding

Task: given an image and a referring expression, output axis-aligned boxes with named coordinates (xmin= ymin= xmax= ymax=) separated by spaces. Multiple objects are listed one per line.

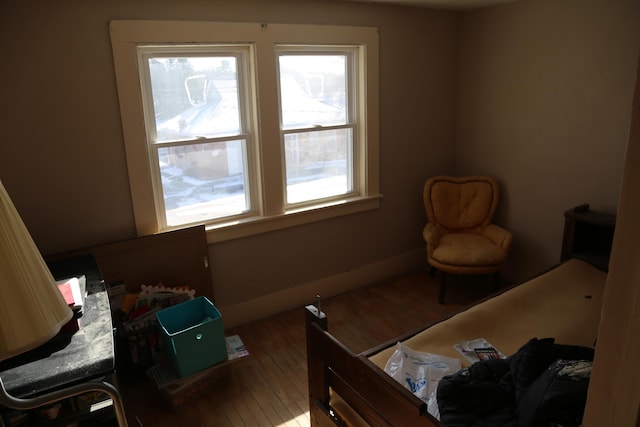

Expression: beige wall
xmin=1 ymin=0 xmax=638 ymax=325
xmin=0 ymin=0 xmax=457 ymax=324
xmin=456 ymin=0 xmax=640 ymax=280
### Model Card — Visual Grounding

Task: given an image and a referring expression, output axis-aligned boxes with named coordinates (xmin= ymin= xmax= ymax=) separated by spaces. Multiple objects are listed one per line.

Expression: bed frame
xmin=305 ymin=207 xmax=614 ymax=427
xmin=304 ymin=284 xmax=532 ymax=427
xmin=306 ymin=304 xmax=443 ymax=427
xmin=305 ymin=261 xmax=606 ymax=427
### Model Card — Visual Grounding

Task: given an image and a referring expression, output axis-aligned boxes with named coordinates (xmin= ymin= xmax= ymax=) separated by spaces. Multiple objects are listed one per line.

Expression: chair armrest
xmin=423 ymin=223 xmax=444 ymax=257
xmin=483 ymin=224 xmax=513 ymax=251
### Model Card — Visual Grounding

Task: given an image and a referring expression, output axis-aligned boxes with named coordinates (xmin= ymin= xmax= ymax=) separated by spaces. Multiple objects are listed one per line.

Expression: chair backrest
xmin=424 ymin=176 xmax=499 ymax=233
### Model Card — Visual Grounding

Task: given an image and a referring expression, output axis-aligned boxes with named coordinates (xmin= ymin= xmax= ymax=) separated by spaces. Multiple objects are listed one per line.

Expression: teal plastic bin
xmin=156 ymin=296 xmax=227 ymax=377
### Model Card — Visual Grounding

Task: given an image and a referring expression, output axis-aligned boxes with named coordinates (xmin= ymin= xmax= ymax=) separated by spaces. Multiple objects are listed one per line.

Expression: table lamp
xmin=0 ymin=180 xmax=128 ymax=426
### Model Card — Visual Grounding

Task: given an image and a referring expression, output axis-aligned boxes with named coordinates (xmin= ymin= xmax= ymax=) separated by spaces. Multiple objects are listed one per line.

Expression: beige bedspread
xmin=332 ymin=258 xmax=606 ymax=426
xmin=369 ymin=258 xmax=605 ymax=368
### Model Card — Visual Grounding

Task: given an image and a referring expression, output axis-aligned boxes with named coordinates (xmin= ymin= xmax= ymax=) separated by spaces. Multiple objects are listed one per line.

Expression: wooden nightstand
xmin=561 ymin=204 xmax=616 ymax=271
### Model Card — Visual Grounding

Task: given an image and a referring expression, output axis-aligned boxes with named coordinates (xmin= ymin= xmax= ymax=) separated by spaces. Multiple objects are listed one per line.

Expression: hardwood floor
xmin=116 ymin=266 xmax=497 ymax=427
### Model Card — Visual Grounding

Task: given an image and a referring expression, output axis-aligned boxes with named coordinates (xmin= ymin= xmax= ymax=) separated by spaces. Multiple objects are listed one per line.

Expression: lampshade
xmin=0 ymin=180 xmax=73 ymax=362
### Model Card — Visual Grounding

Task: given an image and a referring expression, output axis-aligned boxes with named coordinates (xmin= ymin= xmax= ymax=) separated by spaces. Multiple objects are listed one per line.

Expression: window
xmin=138 ymin=46 xmax=255 ymax=227
xmin=110 ymin=21 xmax=379 ymax=242
xmin=278 ymin=49 xmax=355 ymax=206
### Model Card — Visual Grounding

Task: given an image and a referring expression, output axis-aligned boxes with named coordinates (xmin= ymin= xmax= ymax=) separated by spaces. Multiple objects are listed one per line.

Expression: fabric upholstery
xmin=432 ymin=234 xmax=507 ymax=270
xmin=425 ymin=178 xmax=497 ymax=232
xmin=423 ymin=176 xmax=512 ymax=276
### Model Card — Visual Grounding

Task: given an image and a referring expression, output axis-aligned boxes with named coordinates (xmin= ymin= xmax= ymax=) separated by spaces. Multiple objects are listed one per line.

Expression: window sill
xmin=205 ymin=194 xmax=382 ymax=244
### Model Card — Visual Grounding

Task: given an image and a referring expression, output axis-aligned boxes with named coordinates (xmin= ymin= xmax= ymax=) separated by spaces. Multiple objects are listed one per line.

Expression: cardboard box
xmin=147 ymin=354 xmax=232 ymax=408
xmin=146 ymin=335 xmax=249 ymax=407
xmin=156 ymin=296 xmax=227 ymax=377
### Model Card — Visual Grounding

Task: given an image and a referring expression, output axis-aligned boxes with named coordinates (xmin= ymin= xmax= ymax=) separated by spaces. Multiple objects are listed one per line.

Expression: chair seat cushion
xmin=432 ymin=234 xmax=507 ymax=267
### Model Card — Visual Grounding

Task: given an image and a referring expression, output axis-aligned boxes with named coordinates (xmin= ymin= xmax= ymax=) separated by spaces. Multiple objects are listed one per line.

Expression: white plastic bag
xmin=383 ymin=342 xmax=462 ymax=420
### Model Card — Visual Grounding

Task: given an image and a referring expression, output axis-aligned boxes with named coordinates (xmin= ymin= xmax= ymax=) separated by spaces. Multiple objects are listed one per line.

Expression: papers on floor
xmin=226 ymin=334 xmax=249 ymax=360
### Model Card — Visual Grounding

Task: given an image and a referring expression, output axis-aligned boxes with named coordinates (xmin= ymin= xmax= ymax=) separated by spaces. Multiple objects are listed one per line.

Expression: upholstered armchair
xmin=423 ymin=176 xmax=512 ymax=303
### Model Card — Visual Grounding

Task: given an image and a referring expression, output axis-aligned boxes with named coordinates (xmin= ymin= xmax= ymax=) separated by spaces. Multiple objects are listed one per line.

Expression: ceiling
xmin=340 ymin=0 xmax=518 ymax=10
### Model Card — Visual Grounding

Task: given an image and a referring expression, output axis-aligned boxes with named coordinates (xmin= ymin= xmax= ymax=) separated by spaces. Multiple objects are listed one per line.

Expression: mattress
xmin=369 ymin=259 xmax=606 ymax=368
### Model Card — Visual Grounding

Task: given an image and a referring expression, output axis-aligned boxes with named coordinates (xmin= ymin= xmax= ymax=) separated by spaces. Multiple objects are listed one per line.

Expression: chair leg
xmin=439 ymin=272 xmax=447 ymax=304
xmin=429 ymin=266 xmax=436 ymax=277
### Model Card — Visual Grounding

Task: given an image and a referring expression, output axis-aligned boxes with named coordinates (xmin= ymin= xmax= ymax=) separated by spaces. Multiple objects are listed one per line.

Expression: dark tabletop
xmin=0 ymin=255 xmax=115 ymax=398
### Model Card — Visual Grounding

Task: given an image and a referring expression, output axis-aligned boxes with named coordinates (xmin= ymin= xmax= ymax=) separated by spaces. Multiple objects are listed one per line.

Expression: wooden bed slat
xmin=310 ymin=402 xmax=348 ymax=427
xmin=328 ymin=372 xmax=389 ymax=427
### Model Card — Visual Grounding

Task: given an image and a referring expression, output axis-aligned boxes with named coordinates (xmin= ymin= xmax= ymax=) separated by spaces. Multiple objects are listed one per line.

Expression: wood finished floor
xmin=116 ymin=267 xmax=498 ymax=427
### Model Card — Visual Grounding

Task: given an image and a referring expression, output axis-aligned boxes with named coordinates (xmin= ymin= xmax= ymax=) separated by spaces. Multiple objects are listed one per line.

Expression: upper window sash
xmin=137 ymin=45 xmax=253 ymax=143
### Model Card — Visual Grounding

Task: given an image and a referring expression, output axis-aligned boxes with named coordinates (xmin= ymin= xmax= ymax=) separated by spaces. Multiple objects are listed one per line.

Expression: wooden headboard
xmin=46 ymin=225 xmax=214 ymax=301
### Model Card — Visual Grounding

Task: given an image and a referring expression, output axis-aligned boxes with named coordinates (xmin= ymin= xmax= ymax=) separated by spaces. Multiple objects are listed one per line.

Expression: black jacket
xmin=437 ymin=338 xmax=594 ymax=427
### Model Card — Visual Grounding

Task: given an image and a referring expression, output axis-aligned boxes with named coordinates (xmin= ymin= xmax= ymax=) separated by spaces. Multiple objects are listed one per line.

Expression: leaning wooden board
xmin=46 ymin=225 xmax=214 ymax=301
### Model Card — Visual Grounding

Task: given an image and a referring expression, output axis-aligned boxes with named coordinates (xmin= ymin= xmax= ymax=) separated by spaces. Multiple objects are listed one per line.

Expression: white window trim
xmin=110 ymin=21 xmax=380 ymax=243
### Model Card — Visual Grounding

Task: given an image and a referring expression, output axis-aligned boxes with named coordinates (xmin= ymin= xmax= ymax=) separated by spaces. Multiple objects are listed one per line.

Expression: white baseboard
xmin=219 ymin=248 xmax=425 ymax=328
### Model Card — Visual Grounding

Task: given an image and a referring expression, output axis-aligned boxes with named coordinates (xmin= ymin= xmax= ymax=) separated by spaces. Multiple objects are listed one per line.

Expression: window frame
xmin=136 ymin=45 xmax=259 ymax=228
xmin=110 ymin=21 xmax=380 ymax=243
xmin=276 ymin=46 xmax=359 ymax=208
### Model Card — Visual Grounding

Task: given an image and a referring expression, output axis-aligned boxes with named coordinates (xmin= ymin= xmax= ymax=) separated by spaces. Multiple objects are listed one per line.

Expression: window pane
xmin=278 ymin=55 xmax=347 ymax=129
xmin=148 ymin=57 xmax=241 ymax=141
xmin=285 ymin=129 xmax=352 ymax=204
xmin=159 ymin=140 xmax=248 ymax=226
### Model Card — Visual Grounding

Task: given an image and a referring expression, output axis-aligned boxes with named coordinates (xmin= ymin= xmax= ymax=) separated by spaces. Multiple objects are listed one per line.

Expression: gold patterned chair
xmin=423 ymin=176 xmax=513 ymax=303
